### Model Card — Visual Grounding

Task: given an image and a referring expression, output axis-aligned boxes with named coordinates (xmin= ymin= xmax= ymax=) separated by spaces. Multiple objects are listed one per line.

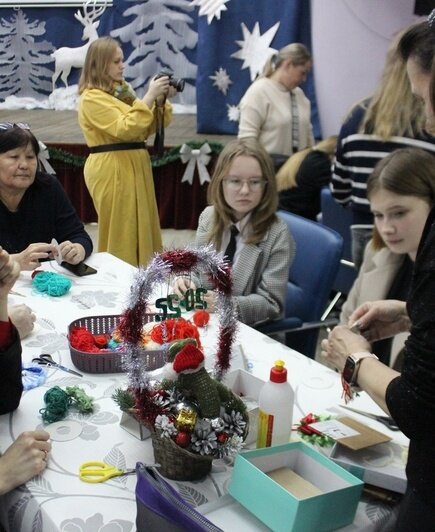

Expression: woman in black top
xmin=277 ymin=136 xmax=336 ymax=220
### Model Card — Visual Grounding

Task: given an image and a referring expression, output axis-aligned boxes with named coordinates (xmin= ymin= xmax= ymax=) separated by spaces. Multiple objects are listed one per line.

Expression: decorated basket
xmin=151 ymin=429 xmax=213 ymax=481
xmin=68 ymin=314 xmax=166 ymax=374
xmin=118 ymin=246 xmax=247 ymax=480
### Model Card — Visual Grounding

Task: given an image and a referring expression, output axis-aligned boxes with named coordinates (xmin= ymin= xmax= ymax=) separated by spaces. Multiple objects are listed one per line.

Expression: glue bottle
xmin=256 ymin=360 xmax=294 ymax=448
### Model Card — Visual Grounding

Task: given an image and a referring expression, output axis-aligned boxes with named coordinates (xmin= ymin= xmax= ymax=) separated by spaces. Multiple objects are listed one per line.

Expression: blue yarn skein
xmin=32 ymin=271 xmax=72 ymax=297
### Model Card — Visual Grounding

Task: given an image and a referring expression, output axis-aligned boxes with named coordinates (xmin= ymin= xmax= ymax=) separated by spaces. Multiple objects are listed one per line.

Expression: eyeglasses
xmin=223 ymin=177 xmax=267 ymax=191
xmin=0 ymin=122 xmax=31 ymax=131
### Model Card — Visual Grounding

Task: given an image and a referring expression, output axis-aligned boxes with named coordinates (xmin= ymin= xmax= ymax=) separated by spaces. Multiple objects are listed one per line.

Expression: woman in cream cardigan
xmin=238 ymin=43 xmax=314 ymax=165
xmin=340 ymin=147 xmax=435 ymax=368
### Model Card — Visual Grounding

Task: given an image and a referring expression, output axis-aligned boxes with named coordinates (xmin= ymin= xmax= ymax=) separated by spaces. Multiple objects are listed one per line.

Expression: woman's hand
xmin=59 ymin=241 xmax=85 ymax=265
xmin=0 ymin=431 xmax=51 ymax=495
xmin=203 ymin=291 xmax=216 ymax=313
xmin=143 ymin=74 xmax=171 ymax=108
xmin=172 ymin=276 xmax=197 ymax=298
xmin=13 ymin=243 xmax=54 ymax=271
xmin=321 ymin=325 xmax=371 ymax=372
xmin=0 ymin=248 xmax=20 ymax=298
xmin=8 ymin=304 xmax=36 ymax=339
xmin=348 ymin=300 xmax=410 ymax=342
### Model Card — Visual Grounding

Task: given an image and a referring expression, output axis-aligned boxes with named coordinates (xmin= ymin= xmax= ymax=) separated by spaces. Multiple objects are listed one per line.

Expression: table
xmin=0 ymin=253 xmax=408 ymax=531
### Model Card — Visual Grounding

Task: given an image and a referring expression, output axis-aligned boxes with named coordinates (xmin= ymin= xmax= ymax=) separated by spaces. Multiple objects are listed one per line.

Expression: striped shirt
xmin=331 ymin=104 xmax=435 ymax=224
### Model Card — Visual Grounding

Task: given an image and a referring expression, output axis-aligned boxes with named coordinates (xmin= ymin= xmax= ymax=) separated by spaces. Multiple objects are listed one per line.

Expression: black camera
xmin=155 ymin=69 xmax=185 ymax=92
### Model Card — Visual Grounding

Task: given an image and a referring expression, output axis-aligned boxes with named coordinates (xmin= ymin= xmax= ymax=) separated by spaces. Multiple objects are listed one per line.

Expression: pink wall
xmin=311 ymin=0 xmax=423 ymax=136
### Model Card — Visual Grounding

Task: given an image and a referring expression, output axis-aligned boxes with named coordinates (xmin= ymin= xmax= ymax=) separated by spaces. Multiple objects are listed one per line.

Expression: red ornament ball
xmin=217 ymin=432 xmax=228 ymax=444
xmin=175 ymin=431 xmax=191 ymax=448
xmin=193 ymin=310 xmax=210 ymax=327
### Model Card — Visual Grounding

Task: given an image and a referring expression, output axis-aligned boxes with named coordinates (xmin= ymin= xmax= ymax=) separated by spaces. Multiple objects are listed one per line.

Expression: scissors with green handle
xmin=79 ymin=461 xmax=136 ymax=483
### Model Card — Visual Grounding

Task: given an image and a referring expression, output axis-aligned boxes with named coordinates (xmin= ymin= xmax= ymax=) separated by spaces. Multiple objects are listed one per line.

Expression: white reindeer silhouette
xmin=51 ymin=0 xmax=107 ymax=90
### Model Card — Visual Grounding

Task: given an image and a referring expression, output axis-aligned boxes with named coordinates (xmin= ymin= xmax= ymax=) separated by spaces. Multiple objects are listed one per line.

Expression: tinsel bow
xmin=179 ymin=143 xmax=212 ymax=185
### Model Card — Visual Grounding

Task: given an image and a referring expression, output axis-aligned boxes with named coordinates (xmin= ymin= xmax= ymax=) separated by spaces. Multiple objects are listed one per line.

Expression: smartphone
xmin=61 ymin=261 xmax=97 ymax=276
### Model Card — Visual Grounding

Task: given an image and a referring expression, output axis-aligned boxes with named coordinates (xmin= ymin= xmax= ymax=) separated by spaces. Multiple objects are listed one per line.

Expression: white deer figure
xmin=51 ymin=0 xmax=107 ymax=90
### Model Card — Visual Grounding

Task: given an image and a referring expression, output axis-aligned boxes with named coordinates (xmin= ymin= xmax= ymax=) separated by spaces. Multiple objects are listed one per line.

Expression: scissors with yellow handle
xmin=79 ymin=461 xmax=136 ymax=483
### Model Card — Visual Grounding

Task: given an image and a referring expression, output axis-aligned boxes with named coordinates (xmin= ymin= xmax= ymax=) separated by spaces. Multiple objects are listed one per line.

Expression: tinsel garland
xmin=48 ymin=140 xmax=223 ymax=170
xmin=119 ymin=245 xmax=238 ymax=390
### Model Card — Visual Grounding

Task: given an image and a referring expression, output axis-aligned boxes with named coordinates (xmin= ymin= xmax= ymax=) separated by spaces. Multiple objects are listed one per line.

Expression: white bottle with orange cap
xmin=256 ymin=360 xmax=294 ymax=448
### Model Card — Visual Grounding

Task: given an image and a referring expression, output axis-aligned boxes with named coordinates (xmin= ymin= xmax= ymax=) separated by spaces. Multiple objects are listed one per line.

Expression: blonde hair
xmin=359 ymin=33 xmax=425 ymax=139
xmin=276 ymin=136 xmax=337 ymax=191
xmin=78 ymin=37 xmax=121 ymax=95
xmin=262 ymin=43 xmax=311 ymax=78
xmin=368 ymin=148 xmax=435 ymax=250
xmin=207 ymin=138 xmax=278 ymax=248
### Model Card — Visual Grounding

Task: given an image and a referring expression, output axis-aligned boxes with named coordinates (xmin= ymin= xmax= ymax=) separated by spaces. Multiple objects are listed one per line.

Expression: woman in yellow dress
xmin=78 ymin=37 xmax=175 ymax=266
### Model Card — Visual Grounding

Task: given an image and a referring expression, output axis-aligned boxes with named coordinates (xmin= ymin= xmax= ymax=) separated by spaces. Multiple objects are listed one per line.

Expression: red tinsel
xmin=119 ymin=300 xmax=148 ymax=344
xmin=134 ymin=387 xmax=170 ymax=427
xmin=160 ymin=249 xmax=198 ymax=273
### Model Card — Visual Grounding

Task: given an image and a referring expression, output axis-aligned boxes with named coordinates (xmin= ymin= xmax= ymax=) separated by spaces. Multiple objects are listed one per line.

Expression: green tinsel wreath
xmin=48 ymin=140 xmax=224 ymax=170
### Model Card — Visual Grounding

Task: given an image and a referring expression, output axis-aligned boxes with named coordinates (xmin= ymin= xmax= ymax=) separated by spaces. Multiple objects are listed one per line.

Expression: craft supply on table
xmin=32 ymin=353 xmax=83 ymax=377
xmin=79 ymin=461 xmax=136 ymax=483
xmin=32 ymin=271 xmax=72 ymax=296
xmin=21 ymin=363 xmax=47 ymax=391
xmin=40 ymin=385 xmax=94 ymax=423
xmin=257 ymin=360 xmax=294 ymax=448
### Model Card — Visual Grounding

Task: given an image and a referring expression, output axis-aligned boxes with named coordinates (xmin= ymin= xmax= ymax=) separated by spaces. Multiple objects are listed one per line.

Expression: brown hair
xmin=206 ymin=138 xmax=278 ymax=247
xmin=367 ymin=148 xmax=435 ymax=249
xmin=360 ymin=32 xmax=425 ymax=139
xmin=78 ymin=36 xmax=121 ymax=94
xmin=262 ymin=43 xmax=311 ymax=78
xmin=276 ymin=136 xmax=337 ymax=191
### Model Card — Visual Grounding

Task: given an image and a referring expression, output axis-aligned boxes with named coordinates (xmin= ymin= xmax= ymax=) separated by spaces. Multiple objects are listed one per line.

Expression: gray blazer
xmin=195 ymin=206 xmax=295 ymax=326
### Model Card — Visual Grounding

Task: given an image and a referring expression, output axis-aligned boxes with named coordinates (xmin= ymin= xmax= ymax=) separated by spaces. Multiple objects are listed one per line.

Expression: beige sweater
xmin=340 ymin=243 xmax=409 ymax=368
xmin=238 ymin=77 xmax=314 ymax=156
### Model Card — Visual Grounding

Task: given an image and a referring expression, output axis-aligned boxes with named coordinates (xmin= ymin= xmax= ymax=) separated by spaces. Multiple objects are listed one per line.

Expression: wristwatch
xmin=342 ymin=351 xmax=379 ymax=387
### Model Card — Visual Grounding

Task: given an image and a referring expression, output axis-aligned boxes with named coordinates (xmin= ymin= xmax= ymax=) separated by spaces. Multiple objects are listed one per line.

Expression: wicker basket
xmin=68 ymin=314 xmax=166 ymax=374
xmin=151 ymin=429 xmax=213 ymax=481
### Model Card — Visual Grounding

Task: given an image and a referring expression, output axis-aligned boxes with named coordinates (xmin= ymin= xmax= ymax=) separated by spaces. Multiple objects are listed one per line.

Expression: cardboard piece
xmin=334 ymin=416 xmax=391 ymax=450
xmin=229 ymin=442 xmax=363 ymax=532
xmin=331 ymin=441 xmax=408 ymax=494
xmin=267 ymin=467 xmax=322 ymax=499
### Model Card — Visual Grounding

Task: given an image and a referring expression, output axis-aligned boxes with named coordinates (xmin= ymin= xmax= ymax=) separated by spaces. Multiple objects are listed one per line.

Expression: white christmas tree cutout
xmin=231 ymin=21 xmax=280 ymax=81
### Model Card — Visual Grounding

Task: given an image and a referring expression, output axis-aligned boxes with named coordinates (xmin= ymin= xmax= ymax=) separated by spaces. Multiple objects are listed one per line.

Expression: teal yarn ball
xmin=32 ymin=271 xmax=72 ymax=296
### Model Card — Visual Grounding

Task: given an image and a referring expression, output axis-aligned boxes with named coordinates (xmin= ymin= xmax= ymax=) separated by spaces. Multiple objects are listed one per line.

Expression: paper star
xmin=227 ymin=104 xmax=240 ymax=122
xmin=209 ymin=67 xmax=232 ymax=95
xmin=190 ymin=0 xmax=230 ymax=25
xmin=231 ymin=21 xmax=280 ymax=81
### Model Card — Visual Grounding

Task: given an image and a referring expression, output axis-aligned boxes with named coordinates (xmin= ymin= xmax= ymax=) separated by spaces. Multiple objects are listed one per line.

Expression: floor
xmin=0 ymin=109 xmax=236 ymax=146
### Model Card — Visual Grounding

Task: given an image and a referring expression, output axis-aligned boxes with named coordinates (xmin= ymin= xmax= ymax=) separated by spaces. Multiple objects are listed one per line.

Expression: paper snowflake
xmin=209 ymin=67 xmax=232 ymax=95
xmin=190 ymin=0 xmax=230 ymax=24
xmin=227 ymin=104 xmax=240 ymax=122
xmin=231 ymin=21 xmax=280 ymax=81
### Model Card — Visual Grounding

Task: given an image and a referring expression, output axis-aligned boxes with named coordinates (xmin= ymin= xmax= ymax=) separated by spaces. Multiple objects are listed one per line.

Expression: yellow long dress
xmin=78 ymin=89 xmax=172 ymax=267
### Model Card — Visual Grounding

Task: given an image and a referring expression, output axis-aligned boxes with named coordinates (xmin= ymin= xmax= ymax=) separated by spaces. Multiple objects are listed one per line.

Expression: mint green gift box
xmin=228 ymin=441 xmax=363 ymax=532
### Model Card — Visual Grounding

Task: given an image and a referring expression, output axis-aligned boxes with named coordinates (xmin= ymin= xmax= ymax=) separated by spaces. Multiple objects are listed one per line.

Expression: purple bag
xmin=135 ymin=463 xmax=223 ymax=532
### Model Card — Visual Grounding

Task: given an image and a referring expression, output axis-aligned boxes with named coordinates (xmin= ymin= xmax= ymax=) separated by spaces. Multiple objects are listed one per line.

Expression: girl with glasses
xmin=173 ymin=138 xmax=294 ymax=326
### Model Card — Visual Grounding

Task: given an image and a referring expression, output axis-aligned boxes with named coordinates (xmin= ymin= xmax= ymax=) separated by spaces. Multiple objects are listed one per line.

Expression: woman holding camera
xmin=78 ymin=37 xmax=176 ymax=267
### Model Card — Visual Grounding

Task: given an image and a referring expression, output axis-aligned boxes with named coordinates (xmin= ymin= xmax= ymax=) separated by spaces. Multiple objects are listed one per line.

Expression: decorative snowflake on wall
xmin=231 ymin=21 xmax=280 ymax=81
xmin=227 ymin=104 xmax=240 ymax=122
xmin=209 ymin=67 xmax=232 ymax=95
xmin=190 ymin=0 xmax=231 ymax=24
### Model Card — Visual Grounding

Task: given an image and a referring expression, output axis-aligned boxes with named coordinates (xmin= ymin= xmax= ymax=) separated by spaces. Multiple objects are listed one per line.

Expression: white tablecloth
xmin=0 ymin=253 xmax=408 ymax=532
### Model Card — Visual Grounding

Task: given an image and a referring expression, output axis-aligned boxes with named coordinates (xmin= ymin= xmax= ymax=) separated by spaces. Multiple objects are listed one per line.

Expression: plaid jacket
xmin=195 ymin=206 xmax=295 ymax=326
